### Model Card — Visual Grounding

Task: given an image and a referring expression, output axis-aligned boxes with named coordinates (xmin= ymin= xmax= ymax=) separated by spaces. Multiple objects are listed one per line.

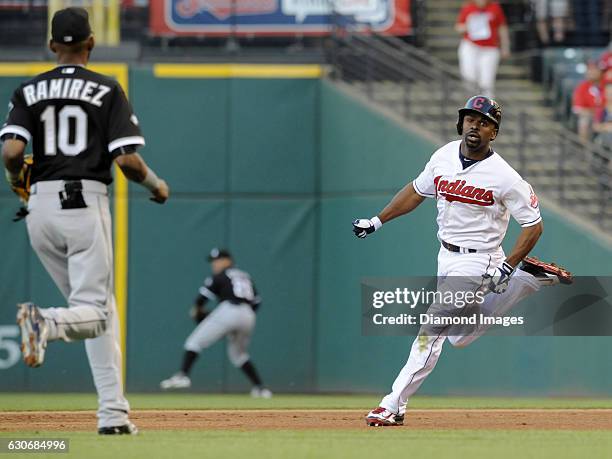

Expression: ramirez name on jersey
xmin=21 ymin=78 xmax=111 ymax=107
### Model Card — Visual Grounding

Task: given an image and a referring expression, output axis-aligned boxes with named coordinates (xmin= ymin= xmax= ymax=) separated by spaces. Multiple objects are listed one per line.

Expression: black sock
xmin=180 ymin=351 xmax=199 ymax=375
xmin=240 ymin=360 xmax=263 ymax=387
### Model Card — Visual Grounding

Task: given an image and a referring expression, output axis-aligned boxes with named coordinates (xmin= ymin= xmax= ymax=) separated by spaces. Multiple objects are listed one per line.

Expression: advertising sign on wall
xmin=150 ymin=0 xmax=411 ymax=36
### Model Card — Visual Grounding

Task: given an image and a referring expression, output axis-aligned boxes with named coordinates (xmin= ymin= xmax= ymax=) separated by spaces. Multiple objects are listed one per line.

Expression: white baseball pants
xmin=185 ymin=301 xmax=256 ymax=367
xmin=458 ymin=39 xmax=500 ymax=98
xmin=26 ymin=180 xmax=130 ymax=429
xmin=379 ymin=246 xmax=541 ymax=415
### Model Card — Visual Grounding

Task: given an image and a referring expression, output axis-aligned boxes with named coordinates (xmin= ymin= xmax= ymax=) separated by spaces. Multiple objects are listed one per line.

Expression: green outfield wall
xmin=0 ymin=68 xmax=611 ymax=395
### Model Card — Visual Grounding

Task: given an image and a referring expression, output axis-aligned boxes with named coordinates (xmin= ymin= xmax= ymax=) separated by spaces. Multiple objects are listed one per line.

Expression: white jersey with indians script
xmin=412 ymin=140 xmax=541 ymax=251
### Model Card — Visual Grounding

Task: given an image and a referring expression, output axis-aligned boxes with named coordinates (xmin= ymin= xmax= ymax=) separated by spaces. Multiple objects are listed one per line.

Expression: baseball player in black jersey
xmin=160 ymin=248 xmax=272 ymax=398
xmin=1 ymin=8 xmax=169 ymax=434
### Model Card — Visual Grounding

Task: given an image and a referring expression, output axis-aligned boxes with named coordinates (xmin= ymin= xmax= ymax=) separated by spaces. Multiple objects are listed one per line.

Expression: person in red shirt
xmin=598 ymin=48 xmax=612 ymax=82
xmin=572 ymin=61 xmax=603 ymax=142
xmin=455 ymin=0 xmax=511 ymax=97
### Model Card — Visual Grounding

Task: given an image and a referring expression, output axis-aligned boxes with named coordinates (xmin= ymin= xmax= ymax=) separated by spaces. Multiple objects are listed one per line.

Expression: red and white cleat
xmin=520 ymin=256 xmax=574 ymax=286
xmin=365 ymin=407 xmax=404 ymax=427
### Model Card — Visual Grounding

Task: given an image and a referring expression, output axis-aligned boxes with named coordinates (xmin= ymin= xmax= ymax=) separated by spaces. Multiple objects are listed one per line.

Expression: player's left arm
xmin=484 ymin=179 xmax=542 ymax=293
xmin=504 ymin=221 xmax=543 ymax=267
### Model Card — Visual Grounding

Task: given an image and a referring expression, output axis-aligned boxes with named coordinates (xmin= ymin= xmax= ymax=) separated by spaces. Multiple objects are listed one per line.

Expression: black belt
xmin=441 ymin=240 xmax=477 ymax=254
xmin=59 ymin=180 xmax=87 ymax=209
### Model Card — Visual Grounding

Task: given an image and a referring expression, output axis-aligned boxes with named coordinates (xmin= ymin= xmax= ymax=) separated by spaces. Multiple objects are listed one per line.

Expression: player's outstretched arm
xmin=378 ymin=181 xmax=426 ymax=224
xmin=114 ymin=152 xmax=169 ymax=204
xmin=353 ymin=181 xmax=425 ymax=238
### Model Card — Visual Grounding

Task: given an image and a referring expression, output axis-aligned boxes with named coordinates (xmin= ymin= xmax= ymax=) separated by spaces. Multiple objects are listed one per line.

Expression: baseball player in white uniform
xmin=352 ymin=95 xmax=573 ymax=427
xmin=1 ymin=8 xmax=169 ymax=434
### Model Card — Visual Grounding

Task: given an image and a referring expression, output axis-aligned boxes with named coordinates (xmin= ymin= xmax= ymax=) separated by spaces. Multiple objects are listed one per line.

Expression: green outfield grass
xmin=1 ymin=394 xmax=612 ymax=459
xmin=2 ymin=393 xmax=612 ymax=411
xmin=1 ymin=430 xmax=612 ymax=459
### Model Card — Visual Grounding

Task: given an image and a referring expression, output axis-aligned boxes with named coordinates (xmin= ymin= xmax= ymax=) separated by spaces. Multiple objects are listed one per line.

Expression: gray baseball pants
xmin=26 ymin=180 xmax=130 ymax=429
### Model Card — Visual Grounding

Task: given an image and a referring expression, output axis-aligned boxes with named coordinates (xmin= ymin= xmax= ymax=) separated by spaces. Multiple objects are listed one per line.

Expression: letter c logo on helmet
xmin=456 ymin=95 xmax=502 ymax=135
xmin=472 ymin=97 xmax=485 ymax=109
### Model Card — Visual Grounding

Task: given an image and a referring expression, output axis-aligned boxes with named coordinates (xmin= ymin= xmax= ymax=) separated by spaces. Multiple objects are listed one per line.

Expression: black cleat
xmin=98 ymin=421 xmax=138 ymax=435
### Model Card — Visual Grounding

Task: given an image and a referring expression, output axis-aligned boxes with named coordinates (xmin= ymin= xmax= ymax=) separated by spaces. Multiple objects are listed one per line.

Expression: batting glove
xmin=352 ymin=217 xmax=382 ymax=239
xmin=482 ymin=260 xmax=516 ymax=294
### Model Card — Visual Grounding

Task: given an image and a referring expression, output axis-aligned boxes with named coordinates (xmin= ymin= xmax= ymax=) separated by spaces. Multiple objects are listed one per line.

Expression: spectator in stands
xmin=572 ymin=0 xmax=602 ymax=46
xmin=593 ymin=79 xmax=612 ymax=150
xmin=531 ymin=0 xmax=569 ymax=45
xmin=456 ymin=0 xmax=511 ymax=97
xmin=572 ymin=61 xmax=603 ymax=142
xmin=599 ymin=44 xmax=612 ymax=82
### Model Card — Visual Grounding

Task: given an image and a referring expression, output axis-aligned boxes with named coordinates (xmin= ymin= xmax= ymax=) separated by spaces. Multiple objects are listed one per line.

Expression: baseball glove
xmin=190 ymin=305 xmax=209 ymax=324
xmin=5 ymin=156 xmax=33 ymax=204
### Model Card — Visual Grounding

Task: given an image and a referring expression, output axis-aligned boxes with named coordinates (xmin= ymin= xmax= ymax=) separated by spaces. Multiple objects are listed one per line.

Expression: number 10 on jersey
xmin=40 ymin=105 xmax=88 ymax=156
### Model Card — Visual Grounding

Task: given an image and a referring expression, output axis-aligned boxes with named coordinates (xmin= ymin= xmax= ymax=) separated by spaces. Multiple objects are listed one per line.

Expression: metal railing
xmin=325 ymin=32 xmax=611 ymax=231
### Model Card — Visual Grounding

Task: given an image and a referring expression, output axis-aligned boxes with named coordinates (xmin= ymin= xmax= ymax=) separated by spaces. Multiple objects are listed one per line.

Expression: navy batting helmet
xmin=456 ymin=95 xmax=502 ymax=135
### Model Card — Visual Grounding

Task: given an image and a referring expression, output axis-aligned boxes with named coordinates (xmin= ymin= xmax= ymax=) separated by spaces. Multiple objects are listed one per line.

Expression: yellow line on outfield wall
xmin=107 ymin=64 xmax=129 ymax=389
xmin=154 ymin=63 xmax=323 ymax=79
xmin=0 ymin=62 xmax=129 ymax=386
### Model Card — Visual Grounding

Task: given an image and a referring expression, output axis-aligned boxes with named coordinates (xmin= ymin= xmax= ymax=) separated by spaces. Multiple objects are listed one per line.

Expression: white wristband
xmin=141 ymin=166 xmax=161 ymax=192
xmin=371 ymin=216 xmax=382 ymax=231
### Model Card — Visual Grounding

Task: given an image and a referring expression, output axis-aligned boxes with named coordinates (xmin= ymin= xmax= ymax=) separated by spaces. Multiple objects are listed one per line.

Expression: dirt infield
xmin=3 ymin=409 xmax=612 ymax=431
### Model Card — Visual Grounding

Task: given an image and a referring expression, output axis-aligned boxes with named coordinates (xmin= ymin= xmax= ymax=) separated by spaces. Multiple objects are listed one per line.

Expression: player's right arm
xmin=378 ymin=182 xmax=426 ymax=223
xmin=353 ymin=153 xmax=435 ymax=238
xmin=1 ymin=87 xmax=31 ymax=181
xmin=190 ymin=274 xmax=223 ymax=322
xmin=2 ymin=138 xmax=25 ymax=176
xmin=352 ymin=182 xmax=425 ymax=238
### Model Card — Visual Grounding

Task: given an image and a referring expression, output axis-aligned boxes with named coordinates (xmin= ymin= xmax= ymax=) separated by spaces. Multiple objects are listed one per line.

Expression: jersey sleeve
xmin=412 ymin=157 xmax=436 ymax=198
xmin=572 ymin=82 xmax=595 ymax=110
xmin=495 ymin=3 xmax=507 ymax=26
xmin=198 ymin=276 xmax=219 ymax=300
xmin=503 ymin=179 xmax=542 ymax=227
xmin=107 ymin=83 xmax=145 ymax=156
xmin=0 ymin=87 xmax=33 ymax=143
xmin=456 ymin=5 xmax=468 ymax=25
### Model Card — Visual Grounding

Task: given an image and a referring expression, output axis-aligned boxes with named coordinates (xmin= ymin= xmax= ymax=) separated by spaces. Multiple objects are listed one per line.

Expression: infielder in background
xmin=353 ymin=95 xmax=573 ymax=427
xmin=160 ymin=248 xmax=272 ymax=398
xmin=1 ymin=7 xmax=169 ymax=434
xmin=456 ymin=0 xmax=510 ymax=97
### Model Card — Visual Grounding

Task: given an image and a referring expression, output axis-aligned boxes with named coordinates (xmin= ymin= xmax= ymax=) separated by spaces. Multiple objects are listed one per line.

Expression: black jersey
xmin=0 ymin=65 xmax=144 ymax=185
xmin=199 ymin=268 xmax=262 ymax=309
